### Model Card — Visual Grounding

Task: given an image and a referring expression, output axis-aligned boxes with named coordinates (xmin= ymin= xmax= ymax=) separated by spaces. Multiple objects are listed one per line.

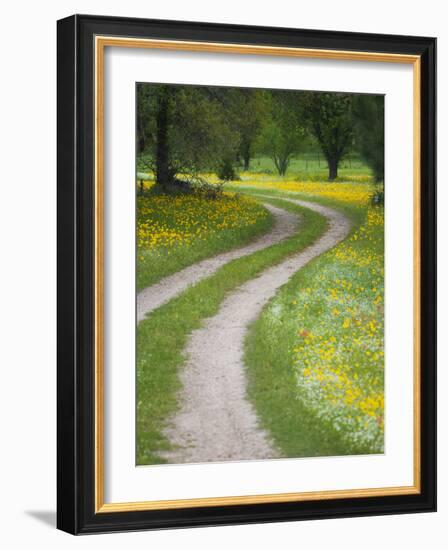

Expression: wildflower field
xmin=242 ymin=180 xmax=385 ymax=456
xmin=135 ymin=83 xmax=386 ymax=465
xmin=136 ymin=173 xmax=385 ymax=461
xmin=136 ymin=193 xmax=327 ymax=464
xmin=137 ymin=189 xmax=272 ymax=289
xmin=233 ymin=172 xmax=374 ymax=204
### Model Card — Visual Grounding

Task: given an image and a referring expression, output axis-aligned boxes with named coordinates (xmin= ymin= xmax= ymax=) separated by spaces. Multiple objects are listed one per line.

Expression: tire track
xmin=160 ymin=197 xmax=351 ymax=464
xmin=137 ymin=203 xmax=299 ymax=322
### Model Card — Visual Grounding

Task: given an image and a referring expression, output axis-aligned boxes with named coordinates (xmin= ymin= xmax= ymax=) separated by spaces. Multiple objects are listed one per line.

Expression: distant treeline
xmin=137 ymin=83 xmax=384 ymax=188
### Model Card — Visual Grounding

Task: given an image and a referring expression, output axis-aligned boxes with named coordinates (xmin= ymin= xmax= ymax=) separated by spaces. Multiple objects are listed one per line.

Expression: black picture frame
xmin=57 ymin=13 xmax=436 ymax=535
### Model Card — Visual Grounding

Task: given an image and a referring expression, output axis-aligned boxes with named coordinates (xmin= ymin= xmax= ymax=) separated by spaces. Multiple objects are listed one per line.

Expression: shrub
xmin=217 ymin=158 xmax=238 ymax=181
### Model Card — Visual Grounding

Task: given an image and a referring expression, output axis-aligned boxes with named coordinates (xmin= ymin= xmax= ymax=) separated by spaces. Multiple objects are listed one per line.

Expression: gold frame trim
xmin=94 ymin=36 xmax=422 ymax=513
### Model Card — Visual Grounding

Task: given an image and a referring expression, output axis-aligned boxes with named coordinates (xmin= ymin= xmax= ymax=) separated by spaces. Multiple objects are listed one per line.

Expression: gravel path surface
xmin=137 ymin=203 xmax=299 ymax=323
xmin=160 ymin=197 xmax=351 ymax=464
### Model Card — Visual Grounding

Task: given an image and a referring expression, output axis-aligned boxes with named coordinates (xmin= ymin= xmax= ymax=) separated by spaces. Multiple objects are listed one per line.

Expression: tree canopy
xmin=256 ymin=92 xmax=305 ymax=176
xmin=301 ymin=92 xmax=354 ymax=181
xmin=352 ymin=95 xmax=385 ymax=182
xmin=137 ymin=83 xmax=384 ymax=188
xmin=137 ymin=84 xmax=238 ymax=189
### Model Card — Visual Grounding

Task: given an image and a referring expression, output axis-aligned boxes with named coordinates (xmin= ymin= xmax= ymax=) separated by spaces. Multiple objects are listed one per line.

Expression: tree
xmin=137 ymin=83 xmax=238 ymax=190
xmin=302 ymin=92 xmax=354 ymax=181
xmin=136 ymin=85 xmax=153 ymax=155
xmin=234 ymin=90 xmax=267 ymax=171
xmin=154 ymin=85 xmax=174 ymax=187
xmin=201 ymin=87 xmax=268 ymax=175
xmin=256 ymin=92 xmax=304 ymax=176
xmin=352 ymin=95 xmax=384 ymax=182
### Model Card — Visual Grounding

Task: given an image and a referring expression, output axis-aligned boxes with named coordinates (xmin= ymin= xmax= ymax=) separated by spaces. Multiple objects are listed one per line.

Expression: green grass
xmin=136 ymin=196 xmax=327 ymax=465
xmin=137 ymin=189 xmax=273 ymax=290
xmin=244 ymin=192 xmax=384 ymax=457
xmin=242 ymin=156 xmax=373 ymax=182
xmin=136 ymin=154 xmax=374 ymax=184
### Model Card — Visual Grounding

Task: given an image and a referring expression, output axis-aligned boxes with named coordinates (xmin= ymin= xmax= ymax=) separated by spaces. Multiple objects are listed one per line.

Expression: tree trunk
xmin=155 ymin=90 xmax=171 ymax=188
xmin=138 ymin=135 xmax=146 ymax=155
xmin=241 ymin=141 xmax=251 ymax=171
xmin=328 ymin=156 xmax=339 ymax=181
xmin=277 ymin=156 xmax=289 ymax=176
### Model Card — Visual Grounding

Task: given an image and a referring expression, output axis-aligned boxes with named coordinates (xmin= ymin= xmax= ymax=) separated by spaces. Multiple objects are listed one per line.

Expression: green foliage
xmin=137 ymin=84 xmax=238 ymax=187
xmin=234 ymin=90 xmax=269 ymax=170
xmin=137 ymin=84 xmax=383 ymax=187
xmin=217 ymin=156 xmax=238 ymax=181
xmin=136 ymin=85 xmax=153 ymax=155
xmin=301 ymin=92 xmax=354 ymax=180
xmin=352 ymin=95 xmax=384 ymax=182
xmin=203 ymin=87 xmax=269 ymax=172
xmin=256 ymin=93 xmax=305 ymax=175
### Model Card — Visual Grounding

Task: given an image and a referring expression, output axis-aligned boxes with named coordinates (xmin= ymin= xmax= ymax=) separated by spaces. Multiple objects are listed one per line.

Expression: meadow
xmin=136 ymin=157 xmax=384 ymax=462
xmin=242 ymin=155 xmax=374 ymax=183
xmin=136 ymin=194 xmax=327 ymax=464
xmin=242 ymin=181 xmax=384 ymax=456
xmin=137 ymin=187 xmax=272 ymax=289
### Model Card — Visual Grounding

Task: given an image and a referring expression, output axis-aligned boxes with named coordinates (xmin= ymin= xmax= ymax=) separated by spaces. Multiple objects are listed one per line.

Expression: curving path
xmin=160 ymin=197 xmax=351 ymax=464
xmin=137 ymin=203 xmax=299 ymax=322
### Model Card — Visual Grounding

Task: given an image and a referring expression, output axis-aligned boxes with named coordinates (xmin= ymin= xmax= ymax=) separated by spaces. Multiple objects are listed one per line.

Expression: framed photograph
xmin=57 ymin=14 xmax=436 ymax=534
